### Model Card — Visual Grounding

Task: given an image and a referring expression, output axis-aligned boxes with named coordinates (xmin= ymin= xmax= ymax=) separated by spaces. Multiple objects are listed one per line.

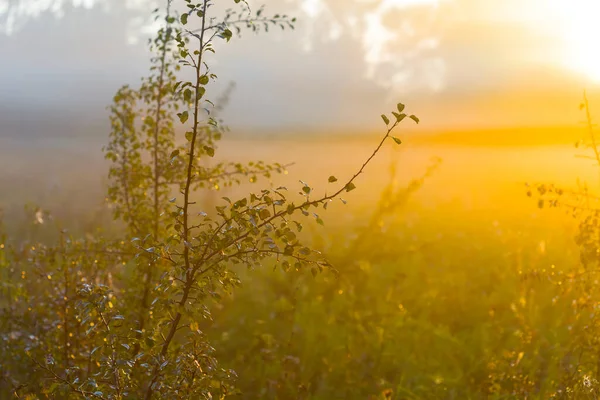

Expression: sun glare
xmin=546 ymin=0 xmax=600 ymax=83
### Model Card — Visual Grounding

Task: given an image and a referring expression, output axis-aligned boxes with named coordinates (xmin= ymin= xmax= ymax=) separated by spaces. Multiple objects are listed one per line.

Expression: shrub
xmin=0 ymin=1 xmax=419 ymax=398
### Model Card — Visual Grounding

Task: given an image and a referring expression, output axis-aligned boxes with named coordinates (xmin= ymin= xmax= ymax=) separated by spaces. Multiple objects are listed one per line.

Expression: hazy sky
xmin=1 ymin=0 xmax=600 ymax=138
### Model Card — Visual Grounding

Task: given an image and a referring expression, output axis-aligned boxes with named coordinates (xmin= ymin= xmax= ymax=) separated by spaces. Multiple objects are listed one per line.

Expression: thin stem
xmin=138 ymin=0 xmax=173 ymax=347
xmin=583 ymin=91 xmax=600 ymax=187
xmin=199 ymin=118 xmax=402 ymax=268
xmin=143 ymin=2 xmax=208 ymax=398
xmin=60 ymin=231 xmax=70 ymax=370
xmin=116 ymin=112 xmax=141 ymax=236
xmin=29 ymin=356 xmax=108 ymax=400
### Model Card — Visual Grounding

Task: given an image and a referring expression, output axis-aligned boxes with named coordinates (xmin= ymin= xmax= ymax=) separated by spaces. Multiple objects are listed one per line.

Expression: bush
xmin=0 ymin=1 xmax=418 ymax=398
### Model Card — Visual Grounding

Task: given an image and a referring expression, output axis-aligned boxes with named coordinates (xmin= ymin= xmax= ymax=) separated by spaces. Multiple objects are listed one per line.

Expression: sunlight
xmin=546 ymin=0 xmax=600 ymax=82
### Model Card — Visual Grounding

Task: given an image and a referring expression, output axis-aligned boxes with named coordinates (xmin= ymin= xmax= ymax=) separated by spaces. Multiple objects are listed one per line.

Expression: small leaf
xmin=199 ymin=75 xmax=209 ymax=85
xmin=392 ymin=112 xmax=406 ymax=122
xmin=203 ymin=146 xmax=215 ymax=157
xmin=181 ymin=13 xmax=188 ymax=25
xmin=259 ymin=208 xmax=271 ymax=220
xmin=392 ymin=137 xmax=402 ymax=145
xmin=196 ymin=87 xmax=206 ymax=100
xmin=178 ymin=111 xmax=189 ymax=124
xmin=409 ymin=114 xmax=420 ymax=124
xmin=185 ymin=131 xmax=193 ymax=142
xmin=287 ymin=204 xmax=295 ymax=215
xmin=328 ymin=176 xmax=338 ymax=183
xmin=381 ymin=114 xmax=390 ymax=125
xmin=220 ymin=29 xmax=233 ymax=42
xmin=170 ymin=149 xmax=180 ymax=158
xmin=345 ymin=182 xmax=356 ymax=192
xmin=397 ymin=103 xmax=405 ymax=112
xmin=184 ymin=88 xmax=192 ymax=102
xmin=299 ymin=247 xmax=311 ymax=255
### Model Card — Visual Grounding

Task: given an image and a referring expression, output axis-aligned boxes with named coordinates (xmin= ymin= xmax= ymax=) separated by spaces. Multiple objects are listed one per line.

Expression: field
xmin=6 ymin=0 xmax=600 ymax=397
xmin=2 ymin=130 xmax=598 ymax=398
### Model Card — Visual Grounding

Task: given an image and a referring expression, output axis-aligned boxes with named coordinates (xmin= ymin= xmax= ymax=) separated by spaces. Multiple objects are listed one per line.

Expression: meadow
xmin=2 ymin=0 xmax=600 ymax=398
xmin=2 ymin=131 xmax=597 ymax=398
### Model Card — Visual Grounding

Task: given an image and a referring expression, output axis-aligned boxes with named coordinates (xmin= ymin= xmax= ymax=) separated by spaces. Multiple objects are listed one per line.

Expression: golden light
xmin=546 ymin=0 xmax=600 ymax=82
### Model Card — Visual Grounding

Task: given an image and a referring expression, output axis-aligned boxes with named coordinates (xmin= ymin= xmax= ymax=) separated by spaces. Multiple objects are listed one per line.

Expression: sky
xmin=1 ymin=0 xmax=600 ymax=139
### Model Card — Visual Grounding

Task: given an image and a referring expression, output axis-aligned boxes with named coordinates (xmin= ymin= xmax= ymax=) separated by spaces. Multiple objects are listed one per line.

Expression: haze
xmin=2 ymin=0 xmax=600 ymax=138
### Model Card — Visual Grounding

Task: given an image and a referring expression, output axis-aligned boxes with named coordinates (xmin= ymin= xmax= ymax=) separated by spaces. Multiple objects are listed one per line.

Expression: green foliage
xmin=0 ymin=1 xmax=414 ymax=398
xmin=512 ymin=92 xmax=600 ymax=398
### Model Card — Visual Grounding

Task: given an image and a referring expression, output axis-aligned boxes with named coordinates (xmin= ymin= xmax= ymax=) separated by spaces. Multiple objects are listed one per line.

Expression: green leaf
xmin=220 ymin=29 xmax=233 ymax=42
xmin=345 ymin=182 xmax=356 ymax=192
xmin=259 ymin=208 xmax=271 ymax=220
xmin=328 ymin=175 xmax=338 ymax=183
xmin=409 ymin=114 xmax=420 ymax=124
xmin=200 ymin=75 xmax=209 ymax=85
xmin=392 ymin=112 xmax=406 ymax=122
xmin=302 ymin=186 xmax=311 ymax=195
xmin=185 ymin=131 xmax=193 ymax=142
xmin=184 ymin=88 xmax=192 ymax=102
xmin=178 ymin=111 xmax=189 ymax=124
xmin=181 ymin=13 xmax=188 ymax=25
xmin=203 ymin=146 xmax=215 ymax=157
xmin=397 ymin=103 xmax=405 ymax=112
xmin=299 ymin=247 xmax=311 ymax=255
xmin=392 ymin=137 xmax=402 ymax=145
xmin=197 ymin=87 xmax=206 ymax=100
xmin=170 ymin=149 xmax=180 ymax=158
xmin=381 ymin=114 xmax=390 ymax=125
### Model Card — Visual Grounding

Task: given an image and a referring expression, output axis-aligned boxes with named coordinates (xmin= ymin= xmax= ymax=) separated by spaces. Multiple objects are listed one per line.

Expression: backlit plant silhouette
xmin=0 ymin=0 xmax=419 ymax=398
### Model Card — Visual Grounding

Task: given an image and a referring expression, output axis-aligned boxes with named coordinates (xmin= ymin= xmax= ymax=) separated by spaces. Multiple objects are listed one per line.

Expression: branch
xmin=29 ymin=356 xmax=108 ymax=400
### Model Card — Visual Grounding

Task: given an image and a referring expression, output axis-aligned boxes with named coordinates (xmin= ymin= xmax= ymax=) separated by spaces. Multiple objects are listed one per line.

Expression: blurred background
xmin=6 ymin=2 xmax=600 ymax=397
xmin=1 ymin=0 xmax=599 ymax=225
